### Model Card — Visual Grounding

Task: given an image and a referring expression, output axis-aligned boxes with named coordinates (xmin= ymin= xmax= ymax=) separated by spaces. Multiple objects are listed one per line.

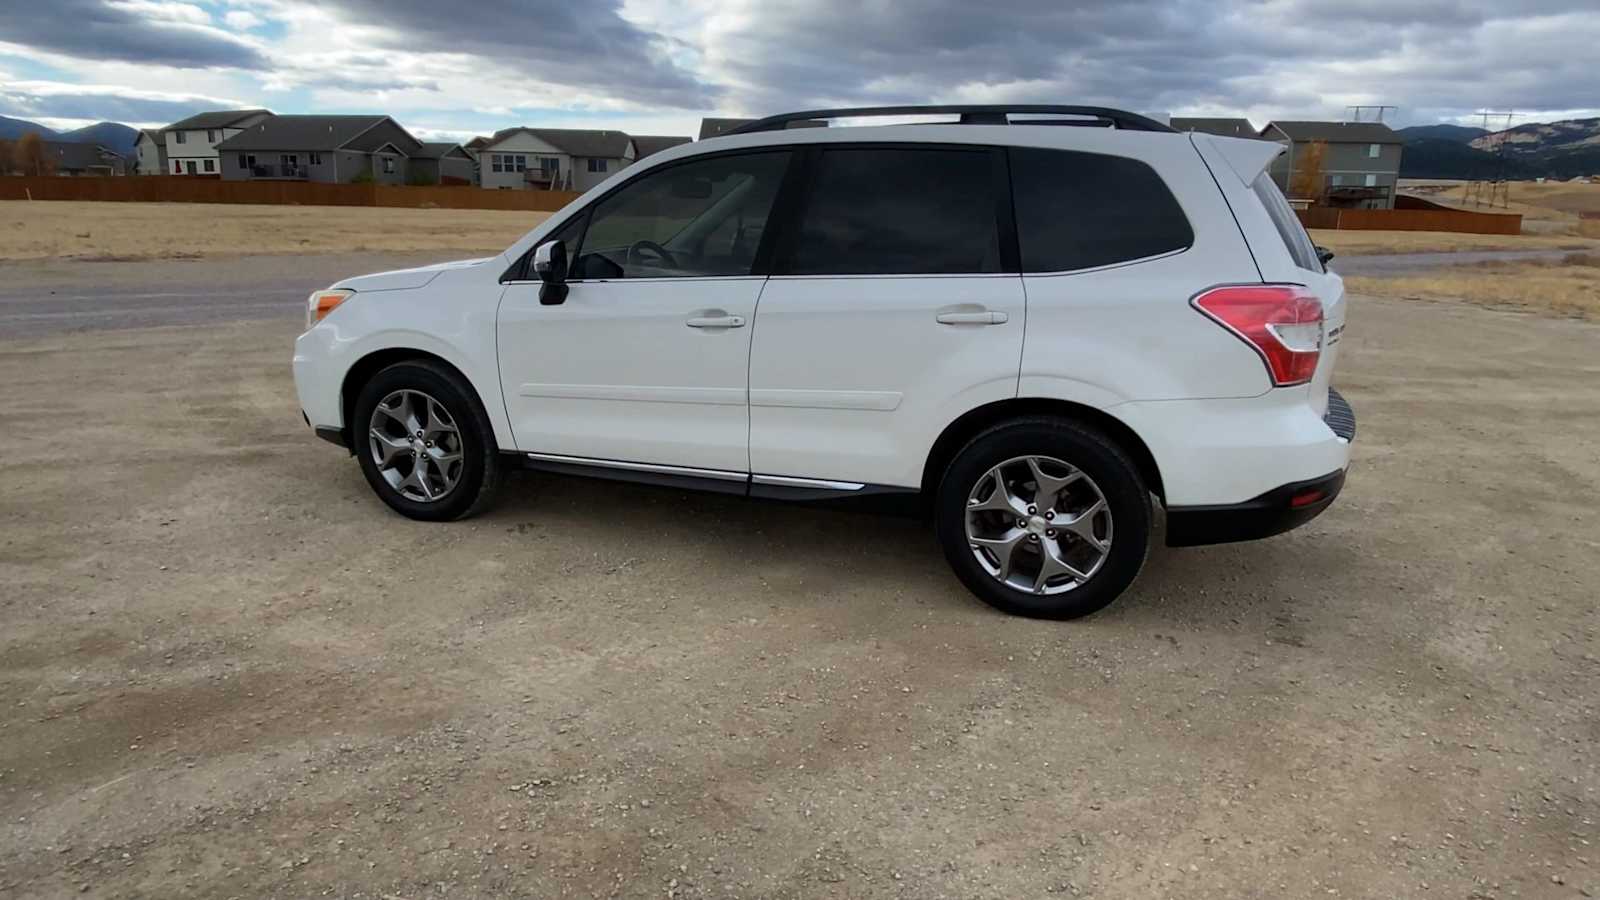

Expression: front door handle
xmin=686 ymin=314 xmax=746 ymax=329
xmin=936 ymin=310 xmax=1008 ymax=325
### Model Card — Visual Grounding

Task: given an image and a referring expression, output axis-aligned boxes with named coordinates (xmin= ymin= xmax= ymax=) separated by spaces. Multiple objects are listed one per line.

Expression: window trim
xmin=767 ymin=142 xmax=1018 ymax=277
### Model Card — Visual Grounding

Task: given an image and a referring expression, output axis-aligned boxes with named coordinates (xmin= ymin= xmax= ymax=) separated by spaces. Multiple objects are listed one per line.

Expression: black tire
xmin=351 ymin=360 xmax=503 ymax=522
xmin=935 ymin=417 xmax=1150 ymax=619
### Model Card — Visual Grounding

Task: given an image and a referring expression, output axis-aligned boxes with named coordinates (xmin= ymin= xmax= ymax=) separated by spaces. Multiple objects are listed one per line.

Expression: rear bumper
xmin=1165 ymin=468 xmax=1345 ymax=547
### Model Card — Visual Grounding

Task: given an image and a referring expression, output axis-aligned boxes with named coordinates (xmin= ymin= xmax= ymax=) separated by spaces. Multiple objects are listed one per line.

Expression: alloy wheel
xmin=964 ymin=454 xmax=1113 ymax=595
xmin=367 ymin=389 xmax=464 ymax=502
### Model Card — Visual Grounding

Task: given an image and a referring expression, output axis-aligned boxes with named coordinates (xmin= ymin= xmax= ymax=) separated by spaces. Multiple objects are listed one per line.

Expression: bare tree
xmin=15 ymin=132 xmax=54 ymax=176
xmin=1290 ymin=139 xmax=1327 ymax=202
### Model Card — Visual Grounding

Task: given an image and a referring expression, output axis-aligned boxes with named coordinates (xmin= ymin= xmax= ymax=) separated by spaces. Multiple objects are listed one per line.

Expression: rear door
xmin=747 ymin=145 xmax=1024 ymax=489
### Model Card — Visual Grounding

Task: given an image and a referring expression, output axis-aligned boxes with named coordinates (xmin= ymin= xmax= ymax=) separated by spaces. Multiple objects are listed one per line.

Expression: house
xmin=42 ymin=141 xmax=126 ymax=176
xmin=1169 ymin=117 xmax=1257 ymax=139
xmin=163 ymin=109 xmax=274 ymax=175
xmin=134 ymin=128 xmax=167 ymax=175
xmin=216 ymin=115 xmax=424 ymax=184
xmin=478 ymin=128 xmax=636 ymax=191
xmin=410 ymin=142 xmax=475 ymax=185
xmin=1261 ymin=120 xmax=1405 ymax=209
xmin=698 ymin=117 xmax=825 ymax=139
xmin=630 ymin=135 xmax=692 ymax=160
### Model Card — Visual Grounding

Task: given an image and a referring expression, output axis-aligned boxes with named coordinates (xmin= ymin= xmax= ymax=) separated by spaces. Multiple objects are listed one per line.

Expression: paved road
xmin=0 ymin=251 xmax=486 ymax=339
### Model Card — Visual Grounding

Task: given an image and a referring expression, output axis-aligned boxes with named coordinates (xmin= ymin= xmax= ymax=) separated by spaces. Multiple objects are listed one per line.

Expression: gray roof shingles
xmin=1264 ymin=120 xmax=1402 ymax=144
xmin=216 ymin=115 xmax=395 ymax=152
xmin=165 ymin=109 xmax=272 ymax=131
xmin=486 ymin=127 xmax=634 ymax=158
xmin=631 ymin=135 xmax=692 ymax=158
xmin=1169 ymin=117 xmax=1257 ymax=138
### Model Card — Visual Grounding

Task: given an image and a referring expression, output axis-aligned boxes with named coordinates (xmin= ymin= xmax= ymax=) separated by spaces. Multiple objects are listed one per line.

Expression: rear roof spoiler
xmin=1193 ymin=134 xmax=1283 ymax=186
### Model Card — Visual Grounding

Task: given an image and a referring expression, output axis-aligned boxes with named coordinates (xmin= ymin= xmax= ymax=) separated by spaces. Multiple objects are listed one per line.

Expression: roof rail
xmin=725 ymin=105 xmax=1176 ymax=135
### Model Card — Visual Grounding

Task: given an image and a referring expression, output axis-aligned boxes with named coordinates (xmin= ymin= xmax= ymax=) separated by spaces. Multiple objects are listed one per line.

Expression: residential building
xmin=134 ymin=128 xmax=167 ymax=175
xmin=42 ymin=141 xmax=126 ymax=176
xmin=163 ymin=109 xmax=273 ymax=175
xmin=410 ymin=142 xmax=475 ymax=185
xmin=1169 ymin=117 xmax=1257 ymax=139
xmin=1261 ymin=120 xmax=1405 ymax=209
xmin=478 ymin=128 xmax=636 ymax=191
xmin=216 ymin=115 xmax=424 ymax=184
xmin=630 ymin=135 xmax=692 ymax=160
xmin=697 ymin=117 xmax=825 ymax=139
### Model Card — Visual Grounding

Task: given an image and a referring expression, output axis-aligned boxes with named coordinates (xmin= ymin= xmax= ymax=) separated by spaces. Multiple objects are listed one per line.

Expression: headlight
xmin=306 ymin=289 xmax=354 ymax=330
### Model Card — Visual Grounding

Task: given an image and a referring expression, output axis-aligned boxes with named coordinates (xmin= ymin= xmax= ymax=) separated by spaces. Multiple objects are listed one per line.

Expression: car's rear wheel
xmin=935 ymin=417 xmax=1150 ymax=618
xmin=352 ymin=360 xmax=502 ymax=521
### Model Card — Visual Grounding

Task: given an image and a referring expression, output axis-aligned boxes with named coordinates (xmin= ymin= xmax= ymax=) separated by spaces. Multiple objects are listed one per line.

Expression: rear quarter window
xmin=1009 ymin=147 xmax=1193 ymax=273
xmin=1250 ymin=173 xmax=1323 ymax=272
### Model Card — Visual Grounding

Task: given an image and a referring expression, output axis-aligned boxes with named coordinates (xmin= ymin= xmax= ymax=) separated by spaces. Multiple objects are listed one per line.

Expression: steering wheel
xmin=625 ymin=240 xmax=679 ymax=271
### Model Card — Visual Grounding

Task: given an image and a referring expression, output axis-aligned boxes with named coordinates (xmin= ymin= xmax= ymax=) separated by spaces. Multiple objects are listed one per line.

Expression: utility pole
xmin=1464 ymin=110 xmax=1515 ymax=208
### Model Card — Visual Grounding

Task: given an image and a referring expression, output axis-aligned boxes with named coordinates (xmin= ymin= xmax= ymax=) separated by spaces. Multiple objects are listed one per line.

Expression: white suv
xmin=293 ymin=105 xmax=1354 ymax=619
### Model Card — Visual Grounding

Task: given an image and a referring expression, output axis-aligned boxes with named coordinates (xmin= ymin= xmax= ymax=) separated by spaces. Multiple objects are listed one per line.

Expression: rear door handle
xmin=686 ymin=315 xmax=746 ymax=329
xmin=936 ymin=310 xmax=1008 ymax=325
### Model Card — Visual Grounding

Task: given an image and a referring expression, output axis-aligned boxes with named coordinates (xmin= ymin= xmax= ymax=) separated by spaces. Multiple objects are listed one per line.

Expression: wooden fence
xmin=1296 ymin=204 xmax=1522 ymax=235
xmin=0 ymin=175 xmax=581 ymax=212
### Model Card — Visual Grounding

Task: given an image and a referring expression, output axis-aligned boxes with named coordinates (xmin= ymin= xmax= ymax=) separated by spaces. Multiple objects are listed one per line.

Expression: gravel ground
xmin=0 ymin=261 xmax=1596 ymax=899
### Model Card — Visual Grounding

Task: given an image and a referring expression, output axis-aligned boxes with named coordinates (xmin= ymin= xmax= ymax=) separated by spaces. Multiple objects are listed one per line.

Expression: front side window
xmin=784 ymin=147 xmax=1000 ymax=275
xmin=1009 ymin=147 xmax=1193 ymax=273
xmin=568 ymin=150 xmax=791 ymax=279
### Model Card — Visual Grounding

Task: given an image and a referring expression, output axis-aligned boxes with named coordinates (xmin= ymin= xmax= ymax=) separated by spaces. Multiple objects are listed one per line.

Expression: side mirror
xmin=533 ymin=240 xmax=568 ymax=306
xmin=1315 ymin=245 xmax=1335 ymax=268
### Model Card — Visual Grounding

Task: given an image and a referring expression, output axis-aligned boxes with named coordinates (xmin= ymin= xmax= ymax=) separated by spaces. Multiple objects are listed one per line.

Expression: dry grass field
xmin=1401 ymin=178 xmax=1600 ymax=235
xmin=1312 ymin=228 xmax=1599 ymax=255
xmin=1346 ymin=251 xmax=1600 ymax=319
xmin=0 ymin=200 xmax=549 ymax=261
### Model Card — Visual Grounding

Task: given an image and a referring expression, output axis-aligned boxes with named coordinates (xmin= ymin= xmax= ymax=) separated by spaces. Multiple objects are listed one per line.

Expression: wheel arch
xmin=339 ymin=348 xmax=490 ymax=453
xmin=921 ymin=398 xmax=1166 ymax=503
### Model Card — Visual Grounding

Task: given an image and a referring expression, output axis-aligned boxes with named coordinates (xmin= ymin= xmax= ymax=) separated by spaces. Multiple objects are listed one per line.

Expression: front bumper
xmin=1164 ymin=468 xmax=1346 ymax=547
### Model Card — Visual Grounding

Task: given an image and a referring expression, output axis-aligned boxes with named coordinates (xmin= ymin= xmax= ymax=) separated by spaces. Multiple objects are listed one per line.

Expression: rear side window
xmin=783 ymin=147 xmax=1001 ymax=275
xmin=1009 ymin=147 xmax=1193 ymax=272
xmin=1251 ymin=173 xmax=1323 ymax=272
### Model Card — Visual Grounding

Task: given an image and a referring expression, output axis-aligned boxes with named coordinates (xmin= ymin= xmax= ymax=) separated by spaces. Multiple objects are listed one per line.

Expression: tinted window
xmin=1251 ymin=173 xmax=1323 ymax=271
xmin=1010 ymin=147 xmax=1193 ymax=272
xmin=785 ymin=148 xmax=1000 ymax=275
xmin=570 ymin=151 xmax=790 ymax=279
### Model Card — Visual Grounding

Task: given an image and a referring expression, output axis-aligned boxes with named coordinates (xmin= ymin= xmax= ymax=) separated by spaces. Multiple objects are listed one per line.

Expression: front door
xmin=748 ymin=145 xmax=1025 ymax=489
xmin=497 ymin=149 xmax=793 ymax=474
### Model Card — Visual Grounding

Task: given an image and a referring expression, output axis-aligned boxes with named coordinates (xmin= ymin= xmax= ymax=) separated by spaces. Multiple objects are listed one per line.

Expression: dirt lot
xmin=1 ymin=252 xmax=1597 ymax=898
xmin=0 ymin=201 xmax=545 ymax=261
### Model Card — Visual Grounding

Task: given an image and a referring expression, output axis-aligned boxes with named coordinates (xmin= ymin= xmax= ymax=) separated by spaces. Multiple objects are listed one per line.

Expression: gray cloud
xmin=697 ymin=0 xmax=1600 ymax=125
xmin=317 ymin=0 xmax=717 ymax=108
xmin=0 ymin=0 xmax=269 ymax=70
xmin=0 ymin=89 xmax=241 ymax=124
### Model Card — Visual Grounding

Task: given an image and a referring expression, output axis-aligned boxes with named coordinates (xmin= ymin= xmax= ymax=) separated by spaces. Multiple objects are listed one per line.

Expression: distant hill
xmin=59 ymin=122 xmax=139 ymax=157
xmin=1396 ymin=124 xmax=1487 ymax=143
xmin=1401 ymin=117 xmax=1600 ymax=180
xmin=0 ymin=115 xmax=60 ymax=141
xmin=1471 ymin=117 xmax=1600 ymax=156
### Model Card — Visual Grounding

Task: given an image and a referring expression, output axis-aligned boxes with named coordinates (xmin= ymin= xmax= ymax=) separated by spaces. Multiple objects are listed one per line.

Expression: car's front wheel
xmin=935 ymin=417 xmax=1150 ymax=618
xmin=352 ymin=360 xmax=503 ymax=521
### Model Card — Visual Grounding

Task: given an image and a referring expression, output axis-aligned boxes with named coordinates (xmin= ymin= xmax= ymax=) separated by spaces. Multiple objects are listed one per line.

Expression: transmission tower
xmin=1464 ymin=110 xmax=1515 ymax=209
xmin=1346 ymin=105 xmax=1397 ymax=123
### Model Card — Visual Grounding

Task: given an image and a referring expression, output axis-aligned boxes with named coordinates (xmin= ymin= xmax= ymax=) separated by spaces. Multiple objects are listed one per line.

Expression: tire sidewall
xmin=936 ymin=421 xmax=1150 ymax=619
xmin=352 ymin=362 xmax=496 ymax=522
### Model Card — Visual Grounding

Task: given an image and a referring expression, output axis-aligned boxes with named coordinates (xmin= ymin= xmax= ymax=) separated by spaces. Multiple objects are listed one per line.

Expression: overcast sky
xmin=1 ymin=0 xmax=1596 ymax=139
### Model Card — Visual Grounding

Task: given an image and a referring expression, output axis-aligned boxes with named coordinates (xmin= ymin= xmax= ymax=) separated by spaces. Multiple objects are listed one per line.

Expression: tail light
xmin=1191 ymin=285 xmax=1323 ymax=387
